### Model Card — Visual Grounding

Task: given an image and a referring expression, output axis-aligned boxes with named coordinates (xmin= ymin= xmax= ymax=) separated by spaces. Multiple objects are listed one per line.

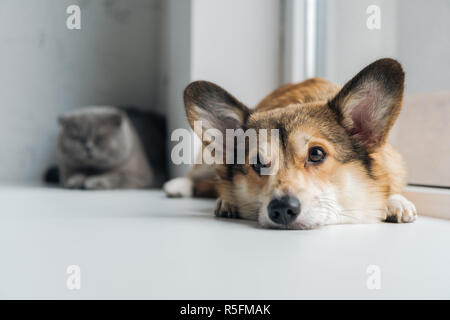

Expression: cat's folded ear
xmin=328 ymin=58 xmax=405 ymax=152
xmin=104 ymin=113 xmax=123 ymax=127
xmin=58 ymin=110 xmax=122 ymax=128
xmin=183 ymin=81 xmax=250 ymax=140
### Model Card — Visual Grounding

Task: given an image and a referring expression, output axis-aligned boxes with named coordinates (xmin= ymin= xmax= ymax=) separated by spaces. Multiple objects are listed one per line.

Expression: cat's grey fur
xmin=56 ymin=106 xmax=157 ymax=189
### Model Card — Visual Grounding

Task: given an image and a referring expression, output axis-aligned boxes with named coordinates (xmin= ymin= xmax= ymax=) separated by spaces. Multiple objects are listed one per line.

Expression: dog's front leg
xmin=214 ymin=198 xmax=240 ymax=218
xmin=385 ymin=194 xmax=417 ymax=223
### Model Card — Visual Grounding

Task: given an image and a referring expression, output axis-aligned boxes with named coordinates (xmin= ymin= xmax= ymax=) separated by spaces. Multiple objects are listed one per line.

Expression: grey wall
xmin=397 ymin=0 xmax=450 ymax=94
xmin=0 ymin=0 xmax=163 ymax=182
xmin=191 ymin=0 xmax=281 ymax=108
xmin=322 ymin=0 xmax=450 ymax=93
xmin=322 ymin=0 xmax=397 ymax=85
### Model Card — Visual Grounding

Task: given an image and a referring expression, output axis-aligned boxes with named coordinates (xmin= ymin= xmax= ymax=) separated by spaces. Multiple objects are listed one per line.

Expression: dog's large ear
xmin=184 ymin=81 xmax=250 ymax=141
xmin=328 ymin=58 xmax=404 ymax=152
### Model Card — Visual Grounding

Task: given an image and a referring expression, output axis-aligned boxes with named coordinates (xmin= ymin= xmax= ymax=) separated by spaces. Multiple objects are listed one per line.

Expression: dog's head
xmin=184 ymin=58 xmax=405 ymax=229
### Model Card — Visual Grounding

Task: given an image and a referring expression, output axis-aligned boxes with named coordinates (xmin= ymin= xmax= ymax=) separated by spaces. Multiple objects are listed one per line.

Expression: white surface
xmin=1 ymin=185 xmax=449 ymax=299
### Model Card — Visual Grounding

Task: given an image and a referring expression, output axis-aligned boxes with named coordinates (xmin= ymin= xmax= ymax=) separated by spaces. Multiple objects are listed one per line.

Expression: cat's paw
xmin=385 ymin=194 xmax=417 ymax=223
xmin=84 ymin=176 xmax=113 ymax=190
xmin=64 ymin=174 xmax=86 ymax=189
xmin=214 ymin=199 xmax=239 ymax=218
xmin=163 ymin=177 xmax=193 ymax=197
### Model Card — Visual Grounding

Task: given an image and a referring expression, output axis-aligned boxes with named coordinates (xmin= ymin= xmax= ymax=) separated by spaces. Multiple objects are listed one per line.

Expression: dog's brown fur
xmin=164 ymin=58 xmax=417 ymax=229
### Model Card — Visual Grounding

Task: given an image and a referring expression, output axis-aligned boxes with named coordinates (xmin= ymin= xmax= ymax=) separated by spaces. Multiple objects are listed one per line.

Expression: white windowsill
xmin=403 ymin=185 xmax=450 ymax=220
xmin=0 ymin=184 xmax=449 ymax=299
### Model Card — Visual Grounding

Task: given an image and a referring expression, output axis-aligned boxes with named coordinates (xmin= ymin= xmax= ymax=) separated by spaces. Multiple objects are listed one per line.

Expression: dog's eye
xmin=251 ymin=155 xmax=269 ymax=175
xmin=308 ymin=146 xmax=326 ymax=163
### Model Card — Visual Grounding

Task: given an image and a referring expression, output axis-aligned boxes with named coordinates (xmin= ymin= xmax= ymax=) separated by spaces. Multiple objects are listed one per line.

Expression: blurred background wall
xmin=0 ymin=0 xmax=448 ymax=185
xmin=322 ymin=0 xmax=450 ymax=94
xmin=0 ymin=0 xmax=164 ymax=182
xmin=0 ymin=0 xmax=281 ymax=181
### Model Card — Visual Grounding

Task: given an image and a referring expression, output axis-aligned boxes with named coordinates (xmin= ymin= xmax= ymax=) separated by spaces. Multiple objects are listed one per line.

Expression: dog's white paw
xmin=163 ymin=177 xmax=193 ymax=197
xmin=385 ymin=194 xmax=417 ymax=223
xmin=214 ymin=199 xmax=239 ymax=218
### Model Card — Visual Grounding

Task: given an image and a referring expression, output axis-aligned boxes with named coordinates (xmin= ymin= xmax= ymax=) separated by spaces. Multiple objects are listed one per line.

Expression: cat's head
xmin=58 ymin=106 xmax=133 ymax=168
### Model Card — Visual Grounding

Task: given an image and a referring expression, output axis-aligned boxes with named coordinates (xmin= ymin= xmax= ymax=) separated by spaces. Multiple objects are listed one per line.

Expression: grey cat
xmin=55 ymin=106 xmax=157 ymax=189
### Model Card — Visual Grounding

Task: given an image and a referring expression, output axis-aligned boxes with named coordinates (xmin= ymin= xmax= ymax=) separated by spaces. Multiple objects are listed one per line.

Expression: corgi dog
xmin=164 ymin=58 xmax=417 ymax=229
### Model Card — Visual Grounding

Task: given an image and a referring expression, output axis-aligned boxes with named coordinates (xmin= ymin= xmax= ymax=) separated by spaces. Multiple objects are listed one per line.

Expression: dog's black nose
xmin=268 ymin=196 xmax=301 ymax=225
